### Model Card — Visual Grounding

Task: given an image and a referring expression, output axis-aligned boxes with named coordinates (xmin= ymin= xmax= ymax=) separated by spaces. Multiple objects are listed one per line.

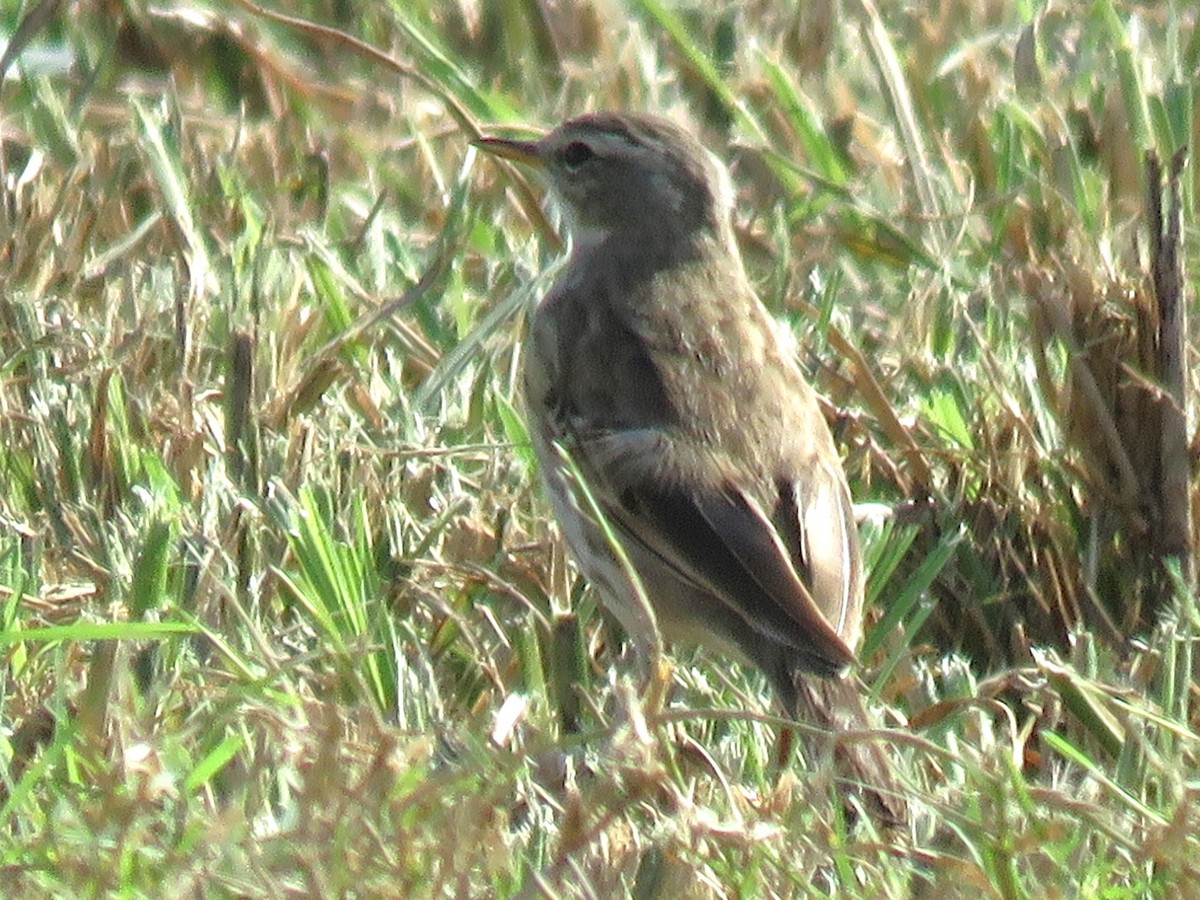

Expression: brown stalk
xmin=1145 ymin=148 xmax=1193 ymax=581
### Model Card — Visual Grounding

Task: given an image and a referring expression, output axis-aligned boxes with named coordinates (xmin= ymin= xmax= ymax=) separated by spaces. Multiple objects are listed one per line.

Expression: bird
xmin=475 ymin=111 xmax=905 ymax=825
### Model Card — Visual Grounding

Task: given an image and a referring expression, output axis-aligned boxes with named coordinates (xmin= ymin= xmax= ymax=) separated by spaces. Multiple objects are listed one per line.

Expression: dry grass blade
xmin=852 ymin=0 xmax=946 ymax=252
xmin=797 ymin=298 xmax=932 ymax=493
xmin=1026 ymin=264 xmax=1145 ymax=518
xmin=1019 ymin=145 xmax=1196 ymax=635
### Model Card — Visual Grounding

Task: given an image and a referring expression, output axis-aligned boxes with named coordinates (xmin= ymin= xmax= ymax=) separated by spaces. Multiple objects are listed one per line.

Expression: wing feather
xmin=571 ymin=427 xmax=857 ymax=675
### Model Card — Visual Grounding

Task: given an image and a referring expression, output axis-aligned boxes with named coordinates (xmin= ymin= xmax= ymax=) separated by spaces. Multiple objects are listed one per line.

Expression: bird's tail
xmin=789 ymin=674 xmax=909 ymax=829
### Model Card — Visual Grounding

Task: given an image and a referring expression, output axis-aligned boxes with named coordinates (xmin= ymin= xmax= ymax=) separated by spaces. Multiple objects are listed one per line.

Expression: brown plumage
xmin=477 ymin=112 xmax=905 ymax=825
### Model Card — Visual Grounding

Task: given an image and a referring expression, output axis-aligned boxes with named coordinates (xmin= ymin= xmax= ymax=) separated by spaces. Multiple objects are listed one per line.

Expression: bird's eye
xmin=560 ymin=141 xmax=594 ymax=170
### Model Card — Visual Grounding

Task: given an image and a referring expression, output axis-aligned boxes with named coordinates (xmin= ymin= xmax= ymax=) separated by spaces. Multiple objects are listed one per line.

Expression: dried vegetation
xmin=0 ymin=0 xmax=1197 ymax=896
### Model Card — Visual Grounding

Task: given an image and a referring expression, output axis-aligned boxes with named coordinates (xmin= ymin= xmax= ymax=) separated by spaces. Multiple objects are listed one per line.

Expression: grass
xmin=0 ymin=0 xmax=1197 ymax=895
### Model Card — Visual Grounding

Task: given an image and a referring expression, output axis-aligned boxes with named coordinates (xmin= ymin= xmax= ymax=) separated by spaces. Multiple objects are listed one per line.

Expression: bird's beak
xmin=473 ymin=136 xmax=544 ymax=168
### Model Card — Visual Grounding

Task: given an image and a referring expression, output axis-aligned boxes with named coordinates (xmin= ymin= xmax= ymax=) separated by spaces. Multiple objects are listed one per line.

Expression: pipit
xmin=477 ymin=111 xmax=904 ymax=825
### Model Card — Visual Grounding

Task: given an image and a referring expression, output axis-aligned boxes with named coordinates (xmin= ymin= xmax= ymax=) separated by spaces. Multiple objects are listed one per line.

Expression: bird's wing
xmin=781 ymin=463 xmax=863 ymax=652
xmin=573 ymin=427 xmax=857 ymax=675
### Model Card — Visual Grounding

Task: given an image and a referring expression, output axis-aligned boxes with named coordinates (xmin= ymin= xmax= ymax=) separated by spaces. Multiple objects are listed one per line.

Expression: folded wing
xmin=573 ymin=427 xmax=858 ymax=676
